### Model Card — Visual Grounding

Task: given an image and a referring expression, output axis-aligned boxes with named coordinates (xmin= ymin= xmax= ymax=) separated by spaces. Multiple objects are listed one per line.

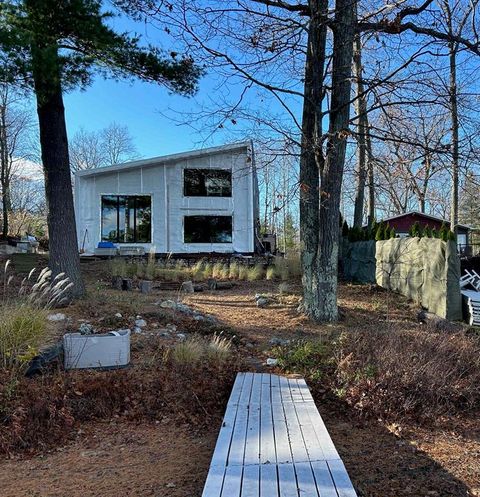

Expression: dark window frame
xmin=183 ymin=168 xmax=232 ymax=197
xmin=183 ymin=215 xmax=233 ymax=244
xmin=101 ymin=195 xmax=152 ymax=243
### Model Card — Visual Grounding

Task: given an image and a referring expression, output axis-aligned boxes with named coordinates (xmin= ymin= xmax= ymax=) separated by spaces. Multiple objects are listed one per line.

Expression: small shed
xmin=381 ymin=211 xmax=471 ymax=255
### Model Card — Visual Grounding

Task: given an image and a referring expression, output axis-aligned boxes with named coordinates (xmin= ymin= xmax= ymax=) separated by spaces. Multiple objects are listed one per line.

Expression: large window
xmin=101 ymin=195 xmax=151 ymax=243
xmin=184 ymin=169 xmax=232 ymax=197
xmin=184 ymin=216 xmax=232 ymax=243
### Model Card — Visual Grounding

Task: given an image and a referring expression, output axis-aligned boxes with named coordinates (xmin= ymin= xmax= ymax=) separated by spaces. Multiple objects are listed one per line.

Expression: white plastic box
xmin=63 ymin=329 xmax=131 ymax=370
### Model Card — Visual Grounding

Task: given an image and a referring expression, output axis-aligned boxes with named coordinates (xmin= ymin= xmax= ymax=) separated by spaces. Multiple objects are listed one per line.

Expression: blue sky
xmin=64 ymin=77 xmax=206 ymax=158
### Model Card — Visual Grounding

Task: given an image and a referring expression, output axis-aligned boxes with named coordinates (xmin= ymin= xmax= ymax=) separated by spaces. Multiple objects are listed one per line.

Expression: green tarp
xmin=343 ymin=238 xmax=461 ymax=320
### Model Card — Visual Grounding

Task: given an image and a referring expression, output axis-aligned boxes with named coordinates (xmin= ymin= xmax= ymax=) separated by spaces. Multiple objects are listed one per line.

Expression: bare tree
xmin=0 ymin=84 xmax=34 ymax=238
xmin=69 ymin=122 xmax=139 ymax=172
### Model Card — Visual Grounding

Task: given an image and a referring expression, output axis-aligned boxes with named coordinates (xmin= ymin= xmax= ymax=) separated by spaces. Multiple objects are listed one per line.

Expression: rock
xmin=159 ymin=300 xmax=177 ymax=309
xmin=181 ymin=280 xmax=195 ymax=293
xmin=121 ymin=278 xmax=133 ymax=291
xmin=139 ymin=280 xmax=152 ymax=294
xmin=269 ymin=337 xmax=290 ymax=346
xmin=166 ymin=323 xmax=177 ymax=332
xmin=133 ymin=327 xmax=143 ymax=334
xmin=79 ymin=323 xmax=94 ymax=335
xmin=193 ymin=315 xmax=204 ymax=321
xmin=47 ymin=313 xmax=66 ymax=322
xmin=114 ymin=313 xmax=122 ymax=319
xmin=111 ymin=276 xmax=123 ymax=290
xmin=216 ymin=281 xmax=233 ymax=290
xmin=245 ymin=342 xmax=254 ymax=349
xmin=193 ymin=284 xmax=204 ymax=292
xmin=176 ymin=333 xmax=187 ymax=341
xmin=266 ymin=358 xmax=278 ymax=366
xmin=135 ymin=319 xmax=147 ymax=328
xmin=256 ymin=297 xmax=269 ymax=308
xmin=176 ymin=303 xmax=192 ymax=314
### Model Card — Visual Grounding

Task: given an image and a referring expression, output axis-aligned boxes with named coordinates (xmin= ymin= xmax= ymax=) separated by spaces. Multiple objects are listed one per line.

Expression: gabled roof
xmin=75 ymin=141 xmax=252 ymax=178
xmin=382 ymin=210 xmax=470 ymax=230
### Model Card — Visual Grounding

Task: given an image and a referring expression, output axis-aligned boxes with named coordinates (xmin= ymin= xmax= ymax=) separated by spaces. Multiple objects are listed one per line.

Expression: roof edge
xmin=380 ymin=210 xmax=471 ymax=230
xmin=75 ymin=141 xmax=252 ymax=178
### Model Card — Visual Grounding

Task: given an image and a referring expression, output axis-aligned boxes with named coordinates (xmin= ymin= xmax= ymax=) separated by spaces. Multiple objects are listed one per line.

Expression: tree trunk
xmin=314 ymin=0 xmax=356 ymax=322
xmin=449 ymin=42 xmax=459 ymax=234
xmin=352 ymin=25 xmax=367 ymax=228
xmin=2 ymin=180 xmax=10 ymax=238
xmin=0 ymin=103 xmax=8 ymax=239
xmin=31 ymin=43 xmax=85 ymax=297
xmin=366 ymin=129 xmax=375 ymax=224
xmin=299 ymin=0 xmax=327 ymax=318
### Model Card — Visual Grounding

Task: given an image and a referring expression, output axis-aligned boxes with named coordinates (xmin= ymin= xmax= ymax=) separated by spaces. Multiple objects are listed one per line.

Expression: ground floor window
xmin=101 ymin=195 xmax=151 ymax=243
xmin=184 ymin=215 xmax=233 ymax=243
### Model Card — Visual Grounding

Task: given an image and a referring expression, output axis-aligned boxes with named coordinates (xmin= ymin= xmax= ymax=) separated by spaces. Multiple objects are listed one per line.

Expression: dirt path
xmin=0 ymin=422 xmax=218 ymax=497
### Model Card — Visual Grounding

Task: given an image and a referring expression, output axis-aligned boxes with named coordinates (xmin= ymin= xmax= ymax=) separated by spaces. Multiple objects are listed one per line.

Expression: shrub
xmin=0 ymin=304 xmax=48 ymax=370
xmin=207 ymin=333 xmax=232 ymax=363
xmin=212 ymin=262 xmax=224 ymax=279
xmin=334 ymin=328 xmax=480 ymax=420
xmin=219 ymin=264 xmax=230 ymax=279
xmin=375 ymin=221 xmax=386 ymax=241
xmin=228 ymin=261 xmax=240 ymax=279
xmin=266 ymin=266 xmax=277 ymax=280
xmin=192 ymin=260 xmax=206 ymax=280
xmin=109 ymin=258 xmax=127 ymax=277
xmin=273 ymin=339 xmax=332 ymax=378
xmin=203 ymin=263 xmax=213 ymax=279
xmin=238 ymin=265 xmax=249 ymax=280
xmin=274 ymin=256 xmax=289 ymax=280
xmin=171 ymin=337 xmax=205 ymax=366
xmin=247 ymin=263 xmax=264 ymax=281
xmin=408 ymin=221 xmax=422 ymax=238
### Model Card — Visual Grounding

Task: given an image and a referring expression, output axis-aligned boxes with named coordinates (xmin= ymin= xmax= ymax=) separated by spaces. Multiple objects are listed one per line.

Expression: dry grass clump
xmin=228 ymin=261 xmax=240 ymax=279
xmin=171 ymin=337 xmax=205 ymax=366
xmin=171 ymin=334 xmax=233 ymax=367
xmin=208 ymin=333 xmax=233 ymax=363
xmin=0 ymin=305 xmax=48 ymax=369
xmin=247 ymin=263 xmax=264 ymax=281
xmin=0 ymin=261 xmax=71 ymax=371
xmin=334 ymin=328 xmax=480 ymax=421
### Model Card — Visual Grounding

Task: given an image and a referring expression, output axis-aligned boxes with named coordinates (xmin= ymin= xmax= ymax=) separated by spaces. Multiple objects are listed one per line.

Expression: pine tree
xmin=409 ymin=221 xmax=421 ymax=238
xmin=423 ymin=224 xmax=432 ymax=238
xmin=447 ymin=230 xmax=456 ymax=241
xmin=439 ymin=222 xmax=448 ymax=241
xmin=375 ymin=221 xmax=385 ymax=241
xmin=389 ymin=226 xmax=396 ymax=239
xmin=0 ymin=0 xmax=202 ymax=296
xmin=342 ymin=220 xmax=349 ymax=238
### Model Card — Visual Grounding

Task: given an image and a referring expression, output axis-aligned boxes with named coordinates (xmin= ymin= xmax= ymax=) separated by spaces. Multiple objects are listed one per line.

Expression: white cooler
xmin=63 ymin=329 xmax=131 ymax=370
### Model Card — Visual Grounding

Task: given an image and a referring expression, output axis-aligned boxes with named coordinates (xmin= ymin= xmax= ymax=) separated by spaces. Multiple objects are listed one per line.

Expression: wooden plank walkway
xmin=202 ymin=372 xmax=358 ymax=497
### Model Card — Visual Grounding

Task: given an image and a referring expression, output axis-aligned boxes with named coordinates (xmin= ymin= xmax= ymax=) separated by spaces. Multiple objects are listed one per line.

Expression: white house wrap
xmin=74 ymin=142 xmax=259 ymax=255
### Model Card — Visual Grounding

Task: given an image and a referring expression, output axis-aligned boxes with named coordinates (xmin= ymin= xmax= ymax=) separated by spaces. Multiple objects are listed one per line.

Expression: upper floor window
xmin=184 ymin=169 xmax=232 ymax=197
xmin=101 ymin=195 xmax=151 ymax=243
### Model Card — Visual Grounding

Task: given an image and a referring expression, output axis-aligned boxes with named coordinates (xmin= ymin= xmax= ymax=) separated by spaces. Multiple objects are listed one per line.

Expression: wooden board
xmin=202 ymin=373 xmax=358 ymax=497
